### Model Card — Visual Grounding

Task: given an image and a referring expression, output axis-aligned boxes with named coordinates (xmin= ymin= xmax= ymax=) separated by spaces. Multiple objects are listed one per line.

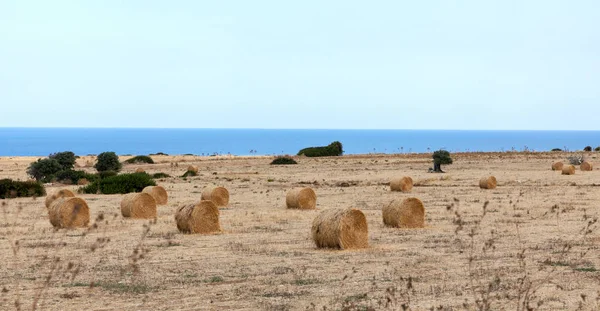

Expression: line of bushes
xmin=80 ymin=172 xmax=156 ymax=194
xmin=297 ymin=141 xmax=343 ymax=157
xmin=270 ymin=156 xmax=297 ymax=165
xmin=123 ymin=155 xmax=154 ymax=164
xmin=0 ymin=179 xmax=46 ymax=199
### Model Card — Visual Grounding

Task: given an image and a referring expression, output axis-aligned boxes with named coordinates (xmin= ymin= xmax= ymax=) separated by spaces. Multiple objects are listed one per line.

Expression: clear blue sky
xmin=1 ymin=1 xmax=598 ymax=130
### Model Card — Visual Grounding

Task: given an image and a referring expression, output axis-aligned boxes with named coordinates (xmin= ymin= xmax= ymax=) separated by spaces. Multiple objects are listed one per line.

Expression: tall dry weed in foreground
xmin=1 ymin=198 xmax=154 ymax=311
xmin=448 ymin=196 xmax=599 ymax=311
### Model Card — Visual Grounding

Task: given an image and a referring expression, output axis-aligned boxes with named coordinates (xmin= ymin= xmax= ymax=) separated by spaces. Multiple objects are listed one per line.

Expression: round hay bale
xmin=562 ymin=165 xmax=576 ymax=175
xmin=551 ymin=162 xmax=564 ymax=171
xmin=311 ymin=208 xmax=368 ymax=249
xmin=135 ymin=168 xmax=145 ymax=173
xmin=174 ymin=200 xmax=221 ymax=234
xmin=479 ymin=176 xmax=497 ymax=189
xmin=581 ymin=161 xmax=593 ymax=171
xmin=44 ymin=189 xmax=76 ymax=209
xmin=390 ymin=176 xmax=413 ymax=192
xmin=201 ymin=185 xmax=229 ymax=207
xmin=120 ymin=193 xmax=157 ymax=219
xmin=142 ymin=185 xmax=168 ymax=205
xmin=77 ymin=178 xmax=89 ymax=186
xmin=382 ymin=198 xmax=425 ymax=228
xmin=187 ymin=165 xmax=199 ymax=174
xmin=48 ymin=197 xmax=90 ymax=228
xmin=286 ymin=187 xmax=316 ymax=209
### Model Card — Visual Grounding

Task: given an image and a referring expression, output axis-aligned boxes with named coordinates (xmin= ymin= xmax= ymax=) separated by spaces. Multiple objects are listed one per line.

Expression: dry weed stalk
xmin=449 ymin=196 xmax=599 ymax=310
xmin=1 ymin=197 xmax=155 ymax=311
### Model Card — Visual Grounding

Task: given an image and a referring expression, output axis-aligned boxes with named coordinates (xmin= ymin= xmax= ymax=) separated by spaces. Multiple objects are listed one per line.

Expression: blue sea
xmin=0 ymin=128 xmax=598 ymax=156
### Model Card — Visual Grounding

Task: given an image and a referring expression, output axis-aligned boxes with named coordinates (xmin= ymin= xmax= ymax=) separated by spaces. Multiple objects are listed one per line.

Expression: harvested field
xmin=1 ymin=152 xmax=600 ymax=310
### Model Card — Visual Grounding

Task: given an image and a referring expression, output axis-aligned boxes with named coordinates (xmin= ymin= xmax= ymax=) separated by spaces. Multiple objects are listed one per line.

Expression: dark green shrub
xmin=595 ymin=146 xmax=600 ymax=152
xmin=432 ymin=150 xmax=452 ymax=172
xmin=584 ymin=146 xmax=592 ymax=152
xmin=551 ymin=148 xmax=562 ymax=152
xmin=150 ymin=152 xmax=168 ymax=156
xmin=95 ymin=152 xmax=122 ymax=172
xmin=270 ymin=156 xmax=298 ymax=165
xmin=80 ymin=173 xmax=156 ymax=194
xmin=98 ymin=170 xmax=118 ymax=179
xmin=152 ymin=172 xmax=170 ymax=179
xmin=27 ymin=158 xmax=63 ymax=182
xmin=0 ymin=179 xmax=46 ymax=199
xmin=297 ymin=141 xmax=344 ymax=157
xmin=49 ymin=151 xmax=76 ymax=170
xmin=181 ymin=170 xmax=197 ymax=177
xmin=54 ymin=170 xmax=98 ymax=185
xmin=124 ymin=155 xmax=154 ymax=164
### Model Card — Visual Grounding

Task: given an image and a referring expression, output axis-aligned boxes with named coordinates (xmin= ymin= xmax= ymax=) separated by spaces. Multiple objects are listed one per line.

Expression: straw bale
xmin=175 ymin=200 xmax=221 ymax=234
xmin=382 ymin=198 xmax=425 ymax=228
xmin=311 ymin=208 xmax=368 ymax=249
xmin=286 ymin=187 xmax=316 ymax=209
xmin=45 ymin=189 xmax=75 ymax=208
xmin=143 ymin=185 xmax=168 ymax=205
xmin=201 ymin=185 xmax=229 ymax=207
xmin=120 ymin=193 xmax=157 ymax=219
xmin=48 ymin=197 xmax=89 ymax=228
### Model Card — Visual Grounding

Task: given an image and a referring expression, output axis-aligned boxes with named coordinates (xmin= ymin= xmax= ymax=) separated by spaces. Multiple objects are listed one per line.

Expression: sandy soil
xmin=1 ymin=152 xmax=599 ymax=310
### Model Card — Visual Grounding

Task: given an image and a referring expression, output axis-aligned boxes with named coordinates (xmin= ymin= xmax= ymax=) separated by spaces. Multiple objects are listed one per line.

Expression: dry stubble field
xmin=1 ymin=152 xmax=600 ymax=310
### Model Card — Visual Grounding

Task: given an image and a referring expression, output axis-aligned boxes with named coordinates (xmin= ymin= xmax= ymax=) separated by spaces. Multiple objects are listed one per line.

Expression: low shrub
xmin=124 ymin=155 xmax=155 ymax=164
xmin=80 ymin=173 xmax=156 ymax=194
xmin=270 ymin=156 xmax=298 ymax=165
xmin=152 ymin=172 xmax=170 ymax=179
xmin=0 ymin=179 xmax=46 ymax=199
xmin=551 ymin=148 xmax=562 ymax=152
xmin=181 ymin=170 xmax=197 ymax=178
xmin=54 ymin=170 xmax=98 ymax=185
xmin=95 ymin=152 xmax=122 ymax=172
xmin=98 ymin=170 xmax=118 ymax=179
xmin=297 ymin=141 xmax=343 ymax=157
xmin=584 ymin=146 xmax=592 ymax=152
xmin=595 ymin=146 xmax=600 ymax=152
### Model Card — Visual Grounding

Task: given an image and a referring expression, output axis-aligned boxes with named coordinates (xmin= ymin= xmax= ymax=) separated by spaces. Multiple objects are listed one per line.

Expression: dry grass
xmin=1 ymin=152 xmax=599 ymax=310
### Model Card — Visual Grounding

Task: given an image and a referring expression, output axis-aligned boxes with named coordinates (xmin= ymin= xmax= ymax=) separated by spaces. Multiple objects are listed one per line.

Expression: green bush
xmin=27 ymin=158 xmax=63 ymax=182
xmin=0 ymin=179 xmax=46 ymax=199
xmin=49 ymin=151 xmax=76 ymax=170
xmin=95 ymin=152 xmax=122 ymax=172
xmin=152 ymin=172 xmax=170 ymax=179
xmin=551 ymin=148 xmax=562 ymax=152
xmin=181 ymin=170 xmax=197 ymax=178
xmin=432 ymin=150 xmax=453 ymax=172
xmin=98 ymin=170 xmax=118 ymax=179
xmin=584 ymin=146 xmax=592 ymax=152
xmin=595 ymin=146 xmax=600 ymax=152
xmin=270 ymin=156 xmax=298 ymax=165
xmin=123 ymin=155 xmax=155 ymax=164
xmin=297 ymin=141 xmax=344 ymax=157
xmin=54 ymin=170 xmax=98 ymax=185
xmin=80 ymin=173 xmax=156 ymax=194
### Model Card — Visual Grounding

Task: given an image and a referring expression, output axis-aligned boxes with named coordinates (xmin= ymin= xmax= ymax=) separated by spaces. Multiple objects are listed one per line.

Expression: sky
xmin=1 ymin=1 xmax=599 ymax=130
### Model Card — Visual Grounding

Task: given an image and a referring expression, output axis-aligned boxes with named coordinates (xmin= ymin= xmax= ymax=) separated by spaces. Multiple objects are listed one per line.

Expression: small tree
xmin=27 ymin=158 xmax=63 ymax=182
xmin=95 ymin=152 xmax=122 ymax=172
xmin=432 ymin=150 xmax=452 ymax=173
xmin=49 ymin=151 xmax=76 ymax=170
xmin=584 ymin=146 xmax=592 ymax=152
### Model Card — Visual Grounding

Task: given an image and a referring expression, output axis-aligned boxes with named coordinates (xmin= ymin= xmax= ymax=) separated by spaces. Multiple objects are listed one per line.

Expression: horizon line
xmin=1 ymin=127 xmax=600 ymax=132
